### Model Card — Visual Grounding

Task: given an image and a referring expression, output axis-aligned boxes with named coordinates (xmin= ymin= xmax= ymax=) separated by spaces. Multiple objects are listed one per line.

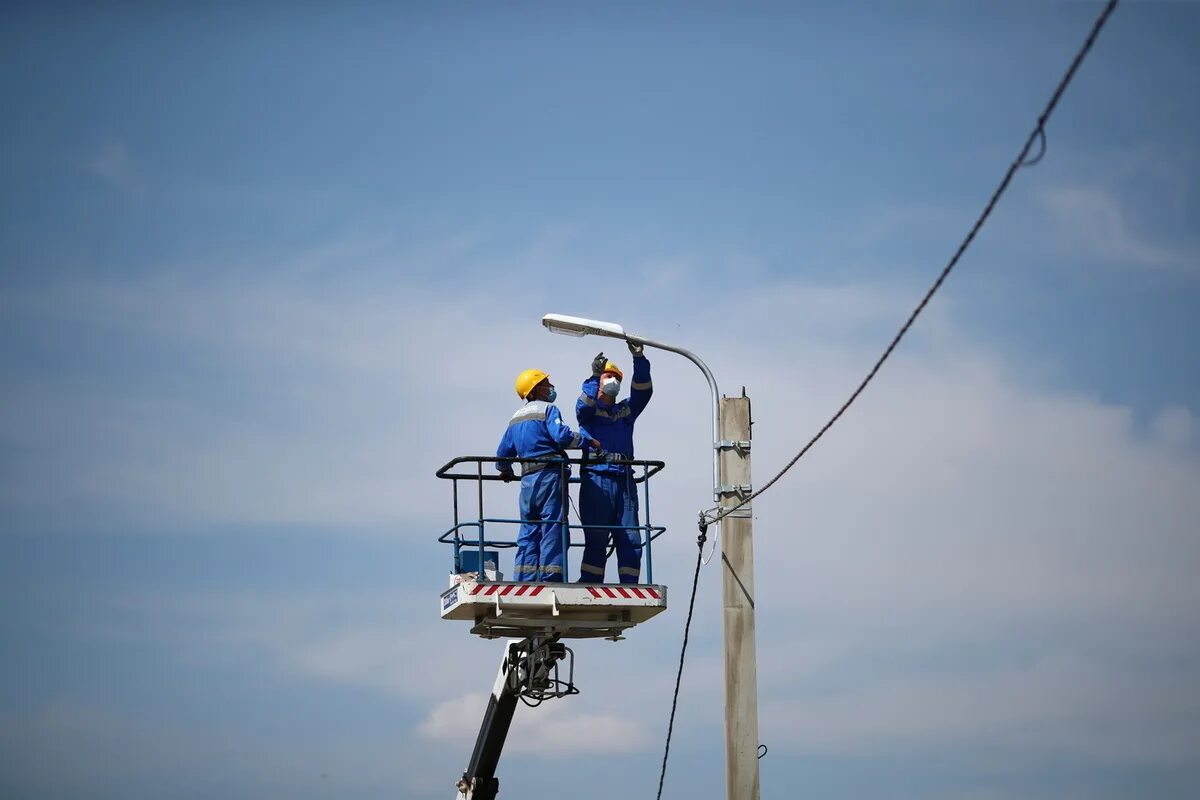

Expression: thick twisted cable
xmin=655 ymin=534 xmax=705 ymax=800
xmin=708 ymin=0 xmax=1120 ymax=527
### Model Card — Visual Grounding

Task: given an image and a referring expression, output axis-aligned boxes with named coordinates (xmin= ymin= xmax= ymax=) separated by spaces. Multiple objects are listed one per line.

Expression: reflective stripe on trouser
xmin=514 ymin=468 xmax=566 ymax=582
xmin=577 ymin=470 xmax=641 ymax=584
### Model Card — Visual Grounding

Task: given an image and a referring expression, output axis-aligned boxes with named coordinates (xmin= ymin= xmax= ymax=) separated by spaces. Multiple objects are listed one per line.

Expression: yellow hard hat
xmin=514 ymin=368 xmax=549 ymax=399
xmin=602 ymin=361 xmax=623 ymax=380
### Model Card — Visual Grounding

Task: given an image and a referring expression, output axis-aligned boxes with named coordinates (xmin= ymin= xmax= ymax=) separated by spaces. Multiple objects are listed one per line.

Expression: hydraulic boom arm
xmin=454 ymin=635 xmax=575 ymax=800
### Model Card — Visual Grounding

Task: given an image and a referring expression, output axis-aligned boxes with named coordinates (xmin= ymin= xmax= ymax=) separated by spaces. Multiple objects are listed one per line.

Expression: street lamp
xmin=542 ymin=313 xmax=721 ymax=501
xmin=542 ymin=312 xmax=761 ymax=800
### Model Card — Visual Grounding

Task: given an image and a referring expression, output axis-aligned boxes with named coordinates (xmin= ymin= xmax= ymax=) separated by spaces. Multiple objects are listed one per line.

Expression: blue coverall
xmin=576 ymin=354 xmax=653 ymax=583
xmin=496 ymin=400 xmax=588 ymax=582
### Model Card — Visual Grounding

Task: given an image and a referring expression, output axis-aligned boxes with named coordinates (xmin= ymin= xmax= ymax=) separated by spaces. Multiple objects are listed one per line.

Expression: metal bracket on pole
xmin=715 ymin=440 xmax=751 ymax=457
xmin=718 ymin=484 xmax=753 ymax=498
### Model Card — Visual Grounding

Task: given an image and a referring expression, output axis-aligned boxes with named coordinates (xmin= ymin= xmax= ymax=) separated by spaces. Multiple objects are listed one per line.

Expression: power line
xmin=654 ymin=524 xmax=707 ymax=800
xmin=654 ymin=3 xmax=1122 ymax=795
xmin=706 ymin=0 xmax=1120 ymax=529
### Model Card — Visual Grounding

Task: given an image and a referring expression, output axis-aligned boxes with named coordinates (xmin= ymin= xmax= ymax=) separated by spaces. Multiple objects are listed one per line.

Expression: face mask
xmin=545 ymin=387 xmax=558 ymax=403
xmin=601 ymin=377 xmax=620 ymax=398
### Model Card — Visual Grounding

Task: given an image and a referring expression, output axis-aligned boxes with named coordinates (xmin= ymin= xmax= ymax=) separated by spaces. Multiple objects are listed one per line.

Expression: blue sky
xmin=3 ymin=3 xmax=1199 ymax=799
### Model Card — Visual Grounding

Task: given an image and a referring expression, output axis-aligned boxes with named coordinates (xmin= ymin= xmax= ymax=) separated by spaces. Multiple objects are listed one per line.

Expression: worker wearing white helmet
xmin=575 ymin=341 xmax=653 ymax=584
xmin=496 ymin=369 xmax=600 ymax=582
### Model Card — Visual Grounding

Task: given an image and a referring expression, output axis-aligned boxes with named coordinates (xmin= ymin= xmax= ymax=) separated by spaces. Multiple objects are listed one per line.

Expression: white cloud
xmin=763 ymin=652 xmax=1200 ymax=764
xmin=5 ymin=229 xmax=1200 ymax=786
xmin=86 ymin=140 xmax=141 ymax=190
xmin=103 ymin=588 xmax=484 ymax=703
xmin=1152 ymin=405 xmax=1194 ymax=449
xmin=1039 ymin=185 xmax=1197 ymax=275
xmin=0 ymin=696 xmax=444 ymax=799
xmin=420 ymin=692 xmax=650 ymax=756
xmin=99 ymin=584 xmax=679 ymax=757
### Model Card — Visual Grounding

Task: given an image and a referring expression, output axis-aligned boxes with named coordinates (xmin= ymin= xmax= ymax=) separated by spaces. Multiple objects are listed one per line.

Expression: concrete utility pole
xmin=719 ymin=394 xmax=759 ymax=800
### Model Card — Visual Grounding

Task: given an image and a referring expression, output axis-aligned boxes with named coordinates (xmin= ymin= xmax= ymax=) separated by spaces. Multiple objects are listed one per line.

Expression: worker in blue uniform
xmin=575 ymin=342 xmax=653 ymax=583
xmin=497 ymin=369 xmax=600 ymax=583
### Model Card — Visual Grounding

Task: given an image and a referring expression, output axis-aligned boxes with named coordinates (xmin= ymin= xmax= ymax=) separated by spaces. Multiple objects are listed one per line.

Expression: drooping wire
xmin=705 ymin=0 xmax=1120 ymax=528
xmin=654 ymin=522 xmax=707 ymax=800
xmin=652 ymin=4 xmax=1122 ymax=793
xmin=701 ymin=530 xmax=718 ymax=566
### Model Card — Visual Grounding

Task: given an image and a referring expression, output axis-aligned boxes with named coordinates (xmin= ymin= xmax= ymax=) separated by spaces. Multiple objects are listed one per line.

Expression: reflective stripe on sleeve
xmin=631 ymin=380 xmax=652 ymax=391
xmin=579 ymin=393 xmax=595 ymax=407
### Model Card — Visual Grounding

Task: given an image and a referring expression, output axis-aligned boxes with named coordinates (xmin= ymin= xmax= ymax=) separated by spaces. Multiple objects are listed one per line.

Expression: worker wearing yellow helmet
xmin=575 ymin=340 xmax=654 ymax=584
xmin=496 ymin=369 xmax=600 ymax=582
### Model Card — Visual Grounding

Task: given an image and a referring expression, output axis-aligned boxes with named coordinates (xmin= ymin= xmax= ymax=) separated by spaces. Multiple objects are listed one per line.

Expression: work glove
xmin=627 ymin=339 xmax=644 ymax=357
xmin=591 ymin=352 xmax=607 ymax=377
xmin=499 ymin=471 xmax=515 ymax=483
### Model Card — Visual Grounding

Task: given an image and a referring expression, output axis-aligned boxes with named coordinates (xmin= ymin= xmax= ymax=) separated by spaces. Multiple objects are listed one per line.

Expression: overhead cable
xmin=654 ymin=521 xmax=708 ymax=800
xmin=657 ymin=5 xmax=1121 ymax=796
xmin=705 ymin=0 xmax=1120 ymax=528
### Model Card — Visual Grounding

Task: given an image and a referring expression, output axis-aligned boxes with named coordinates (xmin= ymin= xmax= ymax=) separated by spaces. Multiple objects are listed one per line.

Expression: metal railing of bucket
xmin=436 ymin=455 xmax=668 ymax=584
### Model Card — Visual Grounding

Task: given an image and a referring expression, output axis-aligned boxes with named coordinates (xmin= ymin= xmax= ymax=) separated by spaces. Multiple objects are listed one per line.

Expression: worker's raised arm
xmin=628 ymin=345 xmax=653 ymax=419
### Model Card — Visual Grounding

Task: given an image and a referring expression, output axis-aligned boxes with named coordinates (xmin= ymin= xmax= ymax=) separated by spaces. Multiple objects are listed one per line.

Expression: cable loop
xmin=1020 ymin=125 xmax=1047 ymax=167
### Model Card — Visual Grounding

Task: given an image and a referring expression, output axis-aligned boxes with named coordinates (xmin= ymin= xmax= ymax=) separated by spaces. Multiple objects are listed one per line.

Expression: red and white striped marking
xmin=463 ymin=583 xmax=660 ymax=600
xmin=585 ymin=586 xmax=660 ymax=600
xmin=469 ymin=584 xmax=545 ymax=597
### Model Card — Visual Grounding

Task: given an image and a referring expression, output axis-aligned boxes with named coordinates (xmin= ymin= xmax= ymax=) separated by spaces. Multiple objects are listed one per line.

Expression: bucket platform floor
xmin=441 ymin=580 xmax=668 ymax=640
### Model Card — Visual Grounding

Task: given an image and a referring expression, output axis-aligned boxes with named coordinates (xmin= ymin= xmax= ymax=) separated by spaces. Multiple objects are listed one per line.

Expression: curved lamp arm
xmin=543 ymin=314 xmax=720 ymax=501
xmin=627 ymin=334 xmax=720 ymax=501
